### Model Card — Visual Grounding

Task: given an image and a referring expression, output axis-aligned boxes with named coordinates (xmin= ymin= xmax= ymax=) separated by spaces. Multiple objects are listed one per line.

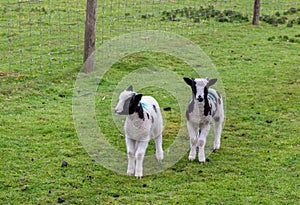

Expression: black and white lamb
xmin=183 ymin=77 xmax=224 ymax=163
xmin=114 ymin=86 xmax=163 ymax=178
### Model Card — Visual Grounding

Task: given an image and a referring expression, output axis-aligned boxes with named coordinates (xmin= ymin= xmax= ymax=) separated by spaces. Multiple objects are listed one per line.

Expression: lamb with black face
xmin=184 ymin=77 xmax=224 ymax=163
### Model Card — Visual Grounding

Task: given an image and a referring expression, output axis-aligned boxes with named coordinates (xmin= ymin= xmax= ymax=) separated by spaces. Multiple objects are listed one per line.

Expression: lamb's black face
xmin=115 ymin=90 xmax=136 ymax=115
xmin=115 ymin=89 xmax=143 ymax=118
xmin=115 ymin=96 xmax=132 ymax=115
xmin=196 ymin=88 xmax=206 ymax=102
xmin=184 ymin=77 xmax=209 ymax=102
xmin=184 ymin=77 xmax=218 ymax=116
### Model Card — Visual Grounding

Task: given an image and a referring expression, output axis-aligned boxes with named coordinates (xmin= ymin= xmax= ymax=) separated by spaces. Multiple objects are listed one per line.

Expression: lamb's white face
xmin=193 ymin=78 xmax=209 ymax=102
xmin=115 ymin=90 xmax=135 ymax=115
xmin=184 ymin=77 xmax=217 ymax=102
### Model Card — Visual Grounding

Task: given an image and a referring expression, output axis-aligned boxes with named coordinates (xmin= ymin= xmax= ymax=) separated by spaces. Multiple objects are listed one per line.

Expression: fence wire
xmin=0 ymin=0 xmax=85 ymax=73
xmin=0 ymin=0 xmax=299 ymax=74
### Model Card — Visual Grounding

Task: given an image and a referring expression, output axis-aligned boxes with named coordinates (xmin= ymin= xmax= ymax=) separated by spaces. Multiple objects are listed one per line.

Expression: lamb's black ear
xmin=184 ymin=77 xmax=193 ymax=86
xmin=126 ymin=85 xmax=133 ymax=91
xmin=133 ymin=94 xmax=143 ymax=106
xmin=207 ymin=78 xmax=217 ymax=87
xmin=133 ymin=94 xmax=145 ymax=119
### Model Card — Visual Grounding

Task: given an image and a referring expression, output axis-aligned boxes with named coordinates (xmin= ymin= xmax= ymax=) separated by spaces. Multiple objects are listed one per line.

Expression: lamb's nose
xmin=197 ymin=96 xmax=204 ymax=102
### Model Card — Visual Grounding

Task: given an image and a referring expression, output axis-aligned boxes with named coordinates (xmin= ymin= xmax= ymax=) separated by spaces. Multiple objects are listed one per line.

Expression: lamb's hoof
xmin=156 ymin=154 xmax=164 ymax=163
xmin=188 ymin=156 xmax=196 ymax=161
xmin=127 ymin=171 xmax=134 ymax=176
xmin=198 ymin=159 xmax=206 ymax=164
xmin=135 ymin=175 xmax=143 ymax=179
xmin=198 ymin=156 xmax=206 ymax=163
xmin=214 ymin=143 xmax=220 ymax=150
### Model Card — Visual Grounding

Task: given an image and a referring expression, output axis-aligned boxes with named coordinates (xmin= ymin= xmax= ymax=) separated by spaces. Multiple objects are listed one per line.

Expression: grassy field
xmin=0 ymin=0 xmax=299 ymax=204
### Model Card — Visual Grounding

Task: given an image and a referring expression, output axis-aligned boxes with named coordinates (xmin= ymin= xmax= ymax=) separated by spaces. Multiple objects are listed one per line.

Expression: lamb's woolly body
xmin=125 ymin=96 xmax=162 ymax=142
xmin=184 ymin=77 xmax=224 ymax=163
xmin=115 ymin=87 xmax=163 ymax=178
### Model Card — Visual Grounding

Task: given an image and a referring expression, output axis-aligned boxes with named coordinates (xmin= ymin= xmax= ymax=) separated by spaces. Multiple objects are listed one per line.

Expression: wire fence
xmin=0 ymin=0 xmax=85 ymax=73
xmin=0 ymin=0 xmax=299 ymax=74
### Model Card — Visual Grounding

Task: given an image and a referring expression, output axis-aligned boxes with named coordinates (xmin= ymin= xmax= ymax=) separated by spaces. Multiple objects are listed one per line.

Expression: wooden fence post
xmin=83 ymin=0 xmax=97 ymax=73
xmin=252 ymin=0 xmax=260 ymax=25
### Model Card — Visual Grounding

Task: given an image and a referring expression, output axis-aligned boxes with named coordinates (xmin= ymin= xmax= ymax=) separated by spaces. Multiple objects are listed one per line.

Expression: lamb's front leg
xmin=198 ymin=124 xmax=210 ymax=163
xmin=187 ymin=122 xmax=198 ymax=161
xmin=135 ymin=140 xmax=149 ymax=178
xmin=125 ymin=137 xmax=136 ymax=176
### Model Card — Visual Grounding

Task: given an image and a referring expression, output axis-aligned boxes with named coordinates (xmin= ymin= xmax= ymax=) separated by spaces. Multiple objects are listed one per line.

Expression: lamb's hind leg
xmin=125 ymin=137 xmax=136 ymax=176
xmin=154 ymin=134 xmax=163 ymax=162
xmin=214 ymin=99 xmax=224 ymax=151
xmin=213 ymin=119 xmax=223 ymax=150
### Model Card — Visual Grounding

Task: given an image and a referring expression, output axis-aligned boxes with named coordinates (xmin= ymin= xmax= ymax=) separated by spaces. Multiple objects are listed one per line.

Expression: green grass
xmin=1 ymin=0 xmax=300 ymax=204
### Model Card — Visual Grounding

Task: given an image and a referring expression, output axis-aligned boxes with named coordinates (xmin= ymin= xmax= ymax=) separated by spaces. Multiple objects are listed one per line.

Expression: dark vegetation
xmin=260 ymin=7 xmax=300 ymax=27
xmin=160 ymin=6 xmax=249 ymax=23
xmin=138 ymin=6 xmax=300 ymax=27
xmin=267 ymin=34 xmax=300 ymax=44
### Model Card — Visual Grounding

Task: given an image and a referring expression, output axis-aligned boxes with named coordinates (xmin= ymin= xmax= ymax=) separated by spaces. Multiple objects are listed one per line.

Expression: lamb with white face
xmin=115 ymin=86 xmax=164 ymax=178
